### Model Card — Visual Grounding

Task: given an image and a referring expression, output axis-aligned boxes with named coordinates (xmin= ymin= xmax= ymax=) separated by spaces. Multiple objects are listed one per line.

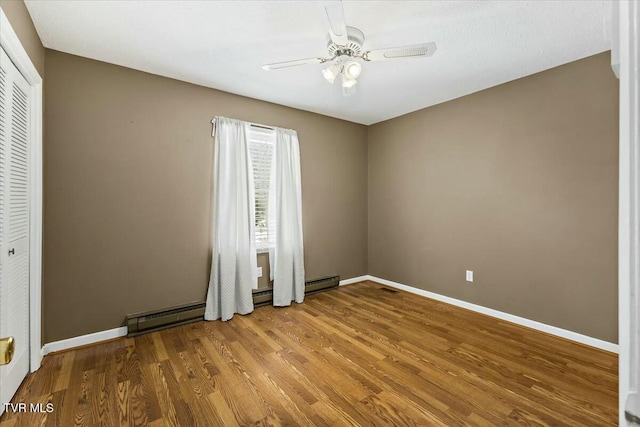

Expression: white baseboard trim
xmin=339 ymin=275 xmax=370 ymax=286
xmin=39 ymin=276 xmax=617 ymax=355
xmin=367 ymin=275 xmax=619 ymax=354
xmin=42 ymin=326 xmax=128 ymax=355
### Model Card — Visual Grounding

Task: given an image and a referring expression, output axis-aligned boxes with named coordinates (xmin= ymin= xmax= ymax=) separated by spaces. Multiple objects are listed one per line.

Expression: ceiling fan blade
xmin=323 ymin=1 xmax=348 ymax=45
xmin=363 ymin=42 xmax=437 ymax=62
xmin=262 ymin=57 xmax=324 ymax=70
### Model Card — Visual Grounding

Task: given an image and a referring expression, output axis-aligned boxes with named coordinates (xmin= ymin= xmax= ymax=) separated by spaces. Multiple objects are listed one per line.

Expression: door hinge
xmin=626 ymin=393 xmax=640 ymax=424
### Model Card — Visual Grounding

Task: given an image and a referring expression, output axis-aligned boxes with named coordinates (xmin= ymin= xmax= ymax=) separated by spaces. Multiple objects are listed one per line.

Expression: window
xmin=248 ymin=126 xmax=275 ymax=250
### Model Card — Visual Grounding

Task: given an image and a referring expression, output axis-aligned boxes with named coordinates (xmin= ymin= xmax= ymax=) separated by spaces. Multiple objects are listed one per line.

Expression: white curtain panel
xmin=205 ymin=117 xmax=258 ymax=321
xmin=271 ymin=128 xmax=305 ymax=306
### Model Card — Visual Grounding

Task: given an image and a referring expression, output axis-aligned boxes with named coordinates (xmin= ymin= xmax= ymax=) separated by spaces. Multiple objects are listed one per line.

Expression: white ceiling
xmin=25 ymin=1 xmax=610 ymax=125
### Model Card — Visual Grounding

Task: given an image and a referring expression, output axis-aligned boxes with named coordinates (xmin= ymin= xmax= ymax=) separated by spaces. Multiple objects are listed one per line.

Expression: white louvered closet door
xmin=0 ymin=46 xmax=31 ymax=410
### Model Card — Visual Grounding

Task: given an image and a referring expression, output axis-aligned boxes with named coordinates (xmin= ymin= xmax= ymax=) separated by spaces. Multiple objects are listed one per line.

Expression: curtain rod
xmin=250 ymin=123 xmax=274 ymax=131
xmin=211 ymin=117 xmax=274 ymax=130
xmin=211 ymin=117 xmax=295 ymax=136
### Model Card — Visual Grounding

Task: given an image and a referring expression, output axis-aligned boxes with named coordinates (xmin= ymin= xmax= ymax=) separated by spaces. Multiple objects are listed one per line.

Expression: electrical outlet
xmin=466 ymin=270 xmax=474 ymax=282
xmin=257 ymin=267 xmax=263 ymax=278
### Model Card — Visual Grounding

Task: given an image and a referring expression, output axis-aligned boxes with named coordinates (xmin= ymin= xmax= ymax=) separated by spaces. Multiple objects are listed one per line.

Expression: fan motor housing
xmin=327 ymin=26 xmax=364 ymax=57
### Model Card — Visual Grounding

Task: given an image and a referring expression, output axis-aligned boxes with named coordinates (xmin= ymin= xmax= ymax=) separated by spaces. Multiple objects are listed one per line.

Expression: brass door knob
xmin=0 ymin=336 xmax=14 ymax=365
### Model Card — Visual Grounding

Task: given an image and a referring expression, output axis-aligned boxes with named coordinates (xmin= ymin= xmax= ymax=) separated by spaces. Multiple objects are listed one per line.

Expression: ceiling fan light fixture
xmin=261 ymin=2 xmax=438 ymax=98
xmin=344 ymin=61 xmax=362 ymax=79
xmin=342 ymin=83 xmax=357 ymax=96
xmin=341 ymin=74 xmax=358 ymax=89
xmin=322 ymin=64 xmax=340 ymax=83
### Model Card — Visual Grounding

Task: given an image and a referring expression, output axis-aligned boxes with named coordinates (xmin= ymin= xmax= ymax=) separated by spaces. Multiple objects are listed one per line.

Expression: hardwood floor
xmin=1 ymin=281 xmax=617 ymax=426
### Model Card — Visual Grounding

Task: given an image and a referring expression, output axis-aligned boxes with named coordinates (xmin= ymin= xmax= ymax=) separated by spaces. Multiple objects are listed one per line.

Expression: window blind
xmin=248 ymin=127 xmax=275 ymax=250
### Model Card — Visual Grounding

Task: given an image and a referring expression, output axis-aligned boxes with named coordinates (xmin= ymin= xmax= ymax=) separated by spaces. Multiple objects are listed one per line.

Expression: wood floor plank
xmin=197 ymin=335 xmax=265 ymax=424
xmin=115 ymin=380 xmax=129 ymax=427
xmin=0 ymin=282 xmax=617 ymax=426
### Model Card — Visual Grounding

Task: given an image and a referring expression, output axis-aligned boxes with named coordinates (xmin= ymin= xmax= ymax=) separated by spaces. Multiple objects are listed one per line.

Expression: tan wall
xmin=257 ymin=253 xmax=271 ymax=289
xmin=44 ymin=47 xmax=617 ymax=343
xmin=43 ymin=49 xmax=368 ymax=342
xmin=0 ymin=0 xmax=44 ymax=77
xmin=368 ymin=52 xmax=618 ymax=343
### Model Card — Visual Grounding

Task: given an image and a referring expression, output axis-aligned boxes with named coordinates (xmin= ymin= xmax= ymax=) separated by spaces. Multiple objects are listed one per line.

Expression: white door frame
xmin=0 ymin=7 xmax=43 ymax=373
xmin=616 ymin=0 xmax=639 ymax=425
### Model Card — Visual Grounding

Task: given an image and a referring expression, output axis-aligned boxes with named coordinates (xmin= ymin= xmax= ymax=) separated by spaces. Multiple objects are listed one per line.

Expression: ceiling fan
xmin=262 ymin=1 xmax=437 ymax=96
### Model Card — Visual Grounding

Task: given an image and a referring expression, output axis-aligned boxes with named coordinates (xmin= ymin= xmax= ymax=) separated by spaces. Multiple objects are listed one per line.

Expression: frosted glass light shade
xmin=322 ymin=64 xmax=340 ymax=83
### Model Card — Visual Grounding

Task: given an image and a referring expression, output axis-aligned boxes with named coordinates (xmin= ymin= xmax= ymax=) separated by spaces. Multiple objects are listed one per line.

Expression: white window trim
xmin=0 ymin=8 xmax=44 ymax=372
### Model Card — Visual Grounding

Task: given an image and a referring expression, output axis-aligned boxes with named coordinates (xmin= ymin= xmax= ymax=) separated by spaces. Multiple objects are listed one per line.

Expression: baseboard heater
xmin=305 ymin=275 xmax=340 ymax=294
xmin=126 ymin=301 xmax=206 ymax=337
xmin=126 ymin=276 xmax=340 ymax=336
xmin=253 ymin=275 xmax=341 ymax=307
